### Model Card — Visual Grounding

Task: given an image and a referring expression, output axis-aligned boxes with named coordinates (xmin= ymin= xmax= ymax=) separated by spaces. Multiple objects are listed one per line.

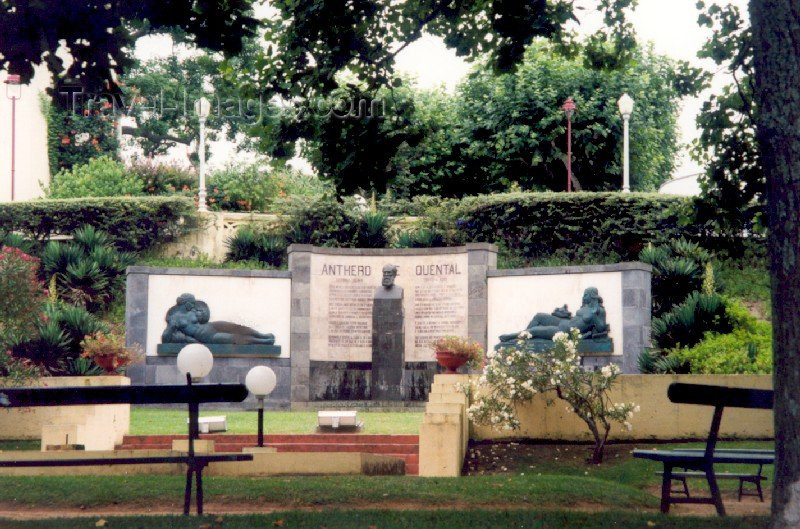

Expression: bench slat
xmin=0 ymin=454 xmax=253 ymax=468
xmin=0 ymin=384 xmax=249 ymax=407
xmin=633 ymin=449 xmax=774 ymax=464
xmin=668 ymin=383 xmax=773 ymax=409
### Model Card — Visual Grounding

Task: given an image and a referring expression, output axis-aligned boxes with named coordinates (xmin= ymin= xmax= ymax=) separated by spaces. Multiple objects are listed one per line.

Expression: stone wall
xmin=417 ymin=374 xmax=774 ymax=477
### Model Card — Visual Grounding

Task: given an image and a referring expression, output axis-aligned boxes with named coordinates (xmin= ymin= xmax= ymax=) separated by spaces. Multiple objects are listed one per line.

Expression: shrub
xmin=40 ymin=226 xmax=135 ymax=313
xmin=44 ymin=96 xmax=118 ymax=173
xmin=130 ymin=160 xmax=195 ymax=196
xmin=81 ymin=330 xmax=142 ymax=374
xmin=447 ymin=192 xmax=700 ymax=261
xmin=467 ymin=330 xmax=638 ymax=464
xmin=673 ymin=324 xmax=772 ymax=374
xmin=356 ymin=212 xmax=390 ymax=248
xmin=283 ymin=196 xmax=361 ymax=247
xmin=207 ymin=163 xmax=279 ymax=211
xmin=0 ymin=247 xmax=46 ymax=351
xmin=0 ymin=196 xmax=195 ymax=252
xmin=48 ymin=156 xmax=144 ymax=199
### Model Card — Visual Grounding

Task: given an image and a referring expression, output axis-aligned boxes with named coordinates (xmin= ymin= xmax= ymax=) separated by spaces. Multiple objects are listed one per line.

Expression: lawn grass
xmin=473 ymin=441 xmax=775 ymax=492
xmin=129 ymin=408 xmax=423 ymax=435
xmin=0 ymin=511 xmax=770 ymax=529
xmin=0 ymin=474 xmax=655 ymax=510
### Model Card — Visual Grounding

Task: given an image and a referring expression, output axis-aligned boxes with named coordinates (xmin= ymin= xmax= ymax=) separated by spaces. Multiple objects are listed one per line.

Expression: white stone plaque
xmin=309 ymin=253 xmax=469 ymax=362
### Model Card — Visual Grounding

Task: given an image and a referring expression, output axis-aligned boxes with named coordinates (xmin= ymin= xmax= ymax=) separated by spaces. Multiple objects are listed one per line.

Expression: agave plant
xmin=11 ymin=303 xmax=108 ymax=374
xmin=225 ymin=227 xmax=286 ymax=267
xmin=651 ymin=292 xmax=732 ymax=350
xmin=357 ymin=211 xmax=389 ymax=248
xmin=39 ymin=226 xmax=130 ymax=313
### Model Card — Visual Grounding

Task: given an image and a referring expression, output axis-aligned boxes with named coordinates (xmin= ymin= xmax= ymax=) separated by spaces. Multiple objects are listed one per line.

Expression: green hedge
xmin=0 ymin=197 xmax=195 ymax=252
xmin=446 ymin=192 xmax=696 ymax=261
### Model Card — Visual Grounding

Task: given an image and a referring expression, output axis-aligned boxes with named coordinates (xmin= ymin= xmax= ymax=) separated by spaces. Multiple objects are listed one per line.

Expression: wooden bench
xmin=0 ymin=382 xmax=254 ymax=515
xmin=633 ymin=383 xmax=774 ymax=516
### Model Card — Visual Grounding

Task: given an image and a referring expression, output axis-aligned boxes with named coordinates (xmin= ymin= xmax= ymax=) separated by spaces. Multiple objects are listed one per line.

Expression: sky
xmin=136 ymin=0 xmax=750 ymax=179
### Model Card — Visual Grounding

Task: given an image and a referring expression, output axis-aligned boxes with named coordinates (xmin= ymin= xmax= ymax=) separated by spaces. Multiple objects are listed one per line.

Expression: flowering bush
xmin=467 ymin=329 xmax=638 ymax=463
xmin=0 ymin=246 xmax=46 ymax=351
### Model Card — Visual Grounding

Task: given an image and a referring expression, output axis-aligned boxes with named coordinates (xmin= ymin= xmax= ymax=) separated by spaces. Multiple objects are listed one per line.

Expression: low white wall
xmin=0 ymin=376 xmax=130 ymax=450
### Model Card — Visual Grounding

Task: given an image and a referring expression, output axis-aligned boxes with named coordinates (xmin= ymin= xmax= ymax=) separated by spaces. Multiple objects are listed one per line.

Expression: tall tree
xmin=748 ymin=1 xmax=800 ymax=527
xmin=692 ymin=2 xmax=761 ymax=248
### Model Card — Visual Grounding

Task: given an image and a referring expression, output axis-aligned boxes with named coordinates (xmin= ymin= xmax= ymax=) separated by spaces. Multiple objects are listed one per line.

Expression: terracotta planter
xmin=435 ymin=351 xmax=468 ymax=374
xmin=91 ymin=354 xmax=120 ymax=374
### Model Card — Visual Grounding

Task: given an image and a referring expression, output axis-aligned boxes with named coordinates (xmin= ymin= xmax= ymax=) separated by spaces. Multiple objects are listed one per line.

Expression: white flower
xmin=624 ymin=421 xmax=633 ymax=431
xmin=553 ymin=331 xmax=568 ymax=342
xmin=518 ymin=331 xmax=532 ymax=340
xmin=633 ymin=405 xmax=641 ymax=413
xmin=74 ymin=132 xmax=90 ymax=145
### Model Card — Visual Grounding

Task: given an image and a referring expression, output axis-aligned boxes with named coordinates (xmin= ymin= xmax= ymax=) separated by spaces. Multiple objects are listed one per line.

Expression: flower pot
xmin=435 ymin=351 xmax=468 ymax=374
xmin=91 ymin=354 xmax=119 ymax=374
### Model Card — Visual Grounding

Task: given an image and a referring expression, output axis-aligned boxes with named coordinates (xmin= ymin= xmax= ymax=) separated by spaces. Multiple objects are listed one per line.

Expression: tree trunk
xmin=749 ymin=2 xmax=800 ymax=527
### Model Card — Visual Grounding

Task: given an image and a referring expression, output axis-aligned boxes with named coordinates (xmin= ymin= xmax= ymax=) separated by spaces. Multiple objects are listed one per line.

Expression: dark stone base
xmin=156 ymin=344 xmax=282 ymax=357
xmin=495 ymin=338 xmax=613 ymax=353
xmin=310 ymin=361 xmax=439 ymax=401
xmin=127 ymin=356 xmax=291 ymax=409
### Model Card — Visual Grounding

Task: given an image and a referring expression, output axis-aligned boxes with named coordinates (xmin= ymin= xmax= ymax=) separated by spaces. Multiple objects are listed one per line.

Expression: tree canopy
xmin=0 ymin=0 xmax=257 ymax=99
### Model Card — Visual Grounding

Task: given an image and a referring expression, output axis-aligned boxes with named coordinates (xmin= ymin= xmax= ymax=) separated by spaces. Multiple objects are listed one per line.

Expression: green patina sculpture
xmin=161 ymin=293 xmax=276 ymax=345
xmin=496 ymin=287 xmax=613 ymax=353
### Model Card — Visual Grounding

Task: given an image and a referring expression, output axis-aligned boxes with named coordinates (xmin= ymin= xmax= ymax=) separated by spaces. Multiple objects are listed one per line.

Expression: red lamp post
xmin=4 ymin=74 xmax=21 ymax=202
xmin=562 ymin=97 xmax=576 ymax=192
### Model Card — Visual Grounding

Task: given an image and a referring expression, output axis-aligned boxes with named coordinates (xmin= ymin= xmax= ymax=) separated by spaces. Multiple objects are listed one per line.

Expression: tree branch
xmin=121 ymin=126 xmax=191 ymax=146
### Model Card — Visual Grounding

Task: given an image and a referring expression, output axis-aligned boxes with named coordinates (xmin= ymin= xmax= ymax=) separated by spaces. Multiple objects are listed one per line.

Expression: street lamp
xmin=194 ymin=97 xmax=211 ymax=212
xmin=245 ymin=366 xmax=277 ymax=448
xmin=562 ymin=97 xmax=576 ymax=192
xmin=618 ymin=93 xmax=634 ymax=193
xmin=177 ymin=344 xmax=214 ymax=443
xmin=5 ymin=74 xmax=21 ymax=201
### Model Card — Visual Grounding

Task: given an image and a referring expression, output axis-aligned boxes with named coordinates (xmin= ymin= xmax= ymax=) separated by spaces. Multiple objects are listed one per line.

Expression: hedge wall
xmin=446 ymin=192 xmax=697 ymax=261
xmin=0 ymin=197 xmax=195 ymax=252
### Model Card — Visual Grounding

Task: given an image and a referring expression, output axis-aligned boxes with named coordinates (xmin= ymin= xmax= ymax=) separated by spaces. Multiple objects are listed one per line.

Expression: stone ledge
xmin=488 ymin=261 xmax=652 ymax=277
xmin=126 ymin=266 xmax=291 ymax=278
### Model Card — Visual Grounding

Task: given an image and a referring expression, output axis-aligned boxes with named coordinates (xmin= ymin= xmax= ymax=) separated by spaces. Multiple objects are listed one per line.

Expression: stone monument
xmin=158 ymin=293 xmax=281 ymax=356
xmin=371 ymin=264 xmax=404 ymax=400
xmin=496 ymin=287 xmax=613 ymax=353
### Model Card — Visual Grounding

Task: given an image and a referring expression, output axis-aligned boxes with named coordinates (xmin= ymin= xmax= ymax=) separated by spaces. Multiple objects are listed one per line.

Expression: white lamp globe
xmin=617 ymin=93 xmax=634 ymax=118
xmin=177 ymin=344 xmax=214 ymax=381
xmin=245 ymin=366 xmax=277 ymax=397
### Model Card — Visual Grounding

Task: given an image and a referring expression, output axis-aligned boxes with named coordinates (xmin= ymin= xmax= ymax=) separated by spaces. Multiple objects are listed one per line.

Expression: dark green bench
xmin=0 ymin=382 xmax=254 ymax=515
xmin=633 ymin=383 xmax=774 ymax=516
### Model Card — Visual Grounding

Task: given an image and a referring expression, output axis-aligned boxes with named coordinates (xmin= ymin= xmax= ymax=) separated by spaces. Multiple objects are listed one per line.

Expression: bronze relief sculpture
xmin=159 ymin=294 xmax=279 ymax=356
xmin=496 ymin=287 xmax=613 ymax=353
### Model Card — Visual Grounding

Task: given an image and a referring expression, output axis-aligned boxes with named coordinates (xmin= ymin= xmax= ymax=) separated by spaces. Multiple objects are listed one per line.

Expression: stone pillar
xmin=371 ymin=295 xmax=404 ymax=400
xmin=288 ymin=244 xmax=313 ymax=403
xmin=466 ymin=243 xmax=498 ymax=352
xmin=621 ymin=267 xmax=652 ymax=374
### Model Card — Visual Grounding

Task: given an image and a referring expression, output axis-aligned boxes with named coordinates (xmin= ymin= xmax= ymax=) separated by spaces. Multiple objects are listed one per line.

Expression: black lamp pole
xmin=257 ymin=397 xmax=264 ymax=447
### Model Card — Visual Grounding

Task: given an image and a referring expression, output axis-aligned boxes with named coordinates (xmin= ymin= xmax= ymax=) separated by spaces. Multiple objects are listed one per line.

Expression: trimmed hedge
xmin=0 ymin=197 xmax=195 ymax=252
xmin=447 ymin=192 xmax=696 ymax=261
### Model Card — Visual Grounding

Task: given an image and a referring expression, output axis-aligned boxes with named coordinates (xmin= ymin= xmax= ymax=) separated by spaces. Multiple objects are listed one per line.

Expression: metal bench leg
xmin=738 ymin=478 xmax=744 ymax=502
xmin=756 ymin=479 xmax=764 ymax=502
xmin=705 ymin=467 xmax=726 ymax=516
xmin=680 ymin=477 xmax=690 ymax=498
xmin=661 ymin=464 xmax=673 ymax=513
xmin=195 ymin=465 xmax=204 ymax=515
xmin=183 ymin=466 xmax=194 ymax=516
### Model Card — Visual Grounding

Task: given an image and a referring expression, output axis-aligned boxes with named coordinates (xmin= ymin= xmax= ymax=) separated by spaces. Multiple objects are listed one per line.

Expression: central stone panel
xmin=309 ymin=253 xmax=469 ymax=363
xmin=306 ymin=249 xmax=471 ymax=401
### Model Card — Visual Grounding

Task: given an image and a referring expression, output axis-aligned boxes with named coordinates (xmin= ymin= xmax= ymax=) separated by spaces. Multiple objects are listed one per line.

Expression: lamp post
xmin=4 ymin=74 xmax=21 ymax=201
xmin=177 ymin=344 xmax=214 ymax=442
xmin=617 ymin=93 xmax=634 ymax=193
xmin=194 ymin=97 xmax=211 ymax=212
xmin=245 ymin=366 xmax=277 ymax=447
xmin=562 ymin=97 xmax=576 ymax=192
